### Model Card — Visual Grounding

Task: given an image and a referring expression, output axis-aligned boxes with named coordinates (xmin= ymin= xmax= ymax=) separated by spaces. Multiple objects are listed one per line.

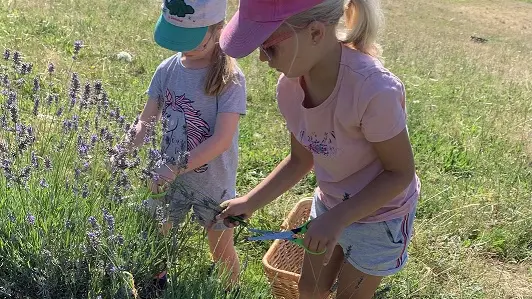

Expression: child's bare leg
xmin=298 ymin=245 xmax=345 ymax=299
xmin=207 ymin=228 xmax=240 ymax=286
xmin=335 ymin=263 xmax=382 ymax=299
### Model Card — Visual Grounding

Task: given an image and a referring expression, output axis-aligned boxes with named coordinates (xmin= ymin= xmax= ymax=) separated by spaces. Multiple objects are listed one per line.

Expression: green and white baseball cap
xmin=154 ymin=0 xmax=227 ymax=52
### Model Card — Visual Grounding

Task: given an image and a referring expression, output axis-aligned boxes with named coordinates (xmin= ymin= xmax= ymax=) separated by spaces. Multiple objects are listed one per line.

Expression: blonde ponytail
xmin=340 ymin=0 xmax=384 ymax=59
xmin=205 ymin=22 xmax=239 ymax=96
xmin=285 ymin=0 xmax=384 ymax=60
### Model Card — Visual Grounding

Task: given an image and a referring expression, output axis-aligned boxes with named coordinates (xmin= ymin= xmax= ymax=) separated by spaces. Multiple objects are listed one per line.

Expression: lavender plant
xmin=0 ymin=44 xmax=267 ymax=299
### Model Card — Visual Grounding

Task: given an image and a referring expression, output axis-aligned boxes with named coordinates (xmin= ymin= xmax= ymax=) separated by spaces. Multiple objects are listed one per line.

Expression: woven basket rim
xmin=262 ymin=198 xmax=313 ymax=277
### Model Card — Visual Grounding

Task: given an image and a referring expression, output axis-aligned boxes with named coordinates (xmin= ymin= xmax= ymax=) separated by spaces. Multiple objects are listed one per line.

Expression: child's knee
xmin=298 ymin=275 xmax=330 ymax=298
xmin=207 ymin=229 xmax=235 ymax=256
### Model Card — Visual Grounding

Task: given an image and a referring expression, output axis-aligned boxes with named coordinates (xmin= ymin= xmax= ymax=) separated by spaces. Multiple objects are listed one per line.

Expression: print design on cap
xmin=165 ymin=0 xmax=194 ymax=17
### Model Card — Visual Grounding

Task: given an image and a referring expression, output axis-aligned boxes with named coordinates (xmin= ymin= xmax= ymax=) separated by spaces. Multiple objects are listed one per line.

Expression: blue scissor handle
xmin=247 ymin=220 xmax=326 ymax=255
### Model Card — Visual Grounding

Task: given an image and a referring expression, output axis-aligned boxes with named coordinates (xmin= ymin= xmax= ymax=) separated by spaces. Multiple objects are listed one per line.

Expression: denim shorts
xmin=310 ymin=195 xmax=416 ymax=276
xmin=145 ymin=186 xmax=230 ymax=231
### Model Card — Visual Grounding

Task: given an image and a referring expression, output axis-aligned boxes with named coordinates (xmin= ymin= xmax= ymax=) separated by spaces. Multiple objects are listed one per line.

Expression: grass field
xmin=1 ymin=0 xmax=531 ymax=298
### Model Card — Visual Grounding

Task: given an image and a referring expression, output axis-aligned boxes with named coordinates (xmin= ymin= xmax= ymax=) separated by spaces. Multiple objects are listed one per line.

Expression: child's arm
xmin=329 ymin=129 xmax=415 ymax=226
xmin=217 ymin=133 xmax=314 ymax=226
xmin=160 ymin=112 xmax=240 ymax=178
xmin=122 ymin=98 xmax=162 ymax=150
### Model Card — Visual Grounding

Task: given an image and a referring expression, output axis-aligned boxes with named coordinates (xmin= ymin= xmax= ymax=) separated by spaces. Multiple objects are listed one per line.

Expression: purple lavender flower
xmin=109 ymin=110 xmax=116 ymax=118
xmin=87 ymin=231 xmax=100 ymax=247
xmin=26 ymin=213 xmax=35 ymax=225
xmin=0 ymin=138 xmax=7 ymax=153
xmin=102 ymin=209 xmax=115 ymax=232
xmin=70 ymin=96 xmax=76 ymax=109
xmin=115 ymin=234 xmax=124 ymax=246
xmin=81 ymin=184 xmax=89 ymax=198
xmin=74 ymin=168 xmax=81 ymax=180
xmin=46 ymin=94 xmax=53 ymax=106
xmin=63 ymin=120 xmax=72 ymax=131
xmin=20 ymin=64 xmax=28 ymax=75
xmin=12 ymin=51 xmax=21 ymax=65
xmin=7 ymin=90 xmax=17 ymax=106
xmin=82 ymin=82 xmax=90 ymax=102
xmin=82 ymin=161 xmax=90 ymax=171
xmin=31 ymin=151 xmax=39 ymax=169
xmin=71 ymin=115 xmax=79 ymax=131
xmin=73 ymin=40 xmax=83 ymax=59
xmin=47 ymin=62 xmax=55 ymax=74
xmin=118 ymin=116 xmax=125 ymax=125
xmin=148 ymin=149 xmax=161 ymax=162
xmin=19 ymin=166 xmax=31 ymax=183
xmin=39 ymin=178 xmax=48 ymax=188
xmin=26 ymin=126 xmax=35 ymax=142
xmin=44 ymin=157 xmax=52 ymax=170
xmin=14 ymin=78 xmax=25 ymax=86
xmin=33 ymin=76 xmax=40 ymax=92
xmin=1 ymin=74 xmax=9 ymax=87
xmin=26 ymin=63 xmax=33 ymax=73
xmin=56 ymin=107 xmax=63 ymax=117
xmin=32 ymin=96 xmax=40 ymax=116
xmin=0 ymin=115 xmax=7 ymax=130
xmin=108 ymin=265 xmax=119 ymax=274
xmin=90 ymin=134 xmax=98 ymax=145
xmin=65 ymin=219 xmax=73 ymax=230
xmin=94 ymin=80 xmax=102 ymax=93
xmin=8 ymin=211 xmax=15 ymax=223
xmin=78 ymin=143 xmax=88 ymax=156
xmin=70 ymin=73 xmax=80 ymax=108
xmin=3 ymin=49 xmax=9 ymax=60
xmin=88 ymin=216 xmax=98 ymax=228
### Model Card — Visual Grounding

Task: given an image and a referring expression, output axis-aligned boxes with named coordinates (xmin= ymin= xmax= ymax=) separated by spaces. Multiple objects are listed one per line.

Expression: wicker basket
xmin=261 ymin=198 xmax=313 ymax=299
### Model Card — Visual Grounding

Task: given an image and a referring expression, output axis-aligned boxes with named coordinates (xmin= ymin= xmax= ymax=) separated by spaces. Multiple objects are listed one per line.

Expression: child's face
xmin=181 ymin=28 xmax=219 ymax=60
xmin=259 ymin=24 xmax=316 ymax=78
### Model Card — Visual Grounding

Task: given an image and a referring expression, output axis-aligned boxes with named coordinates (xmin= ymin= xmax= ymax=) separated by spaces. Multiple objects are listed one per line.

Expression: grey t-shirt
xmin=147 ymin=53 xmax=246 ymax=204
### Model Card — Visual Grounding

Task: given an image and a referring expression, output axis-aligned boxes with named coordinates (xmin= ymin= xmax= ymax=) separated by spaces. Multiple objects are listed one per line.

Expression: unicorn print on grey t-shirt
xmin=162 ymin=88 xmax=211 ymax=173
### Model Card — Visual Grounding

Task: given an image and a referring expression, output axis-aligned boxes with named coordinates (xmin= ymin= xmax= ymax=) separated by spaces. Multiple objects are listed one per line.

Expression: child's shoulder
xmin=340 ymin=46 xmax=403 ymax=90
xmin=154 ymin=53 xmax=181 ymax=72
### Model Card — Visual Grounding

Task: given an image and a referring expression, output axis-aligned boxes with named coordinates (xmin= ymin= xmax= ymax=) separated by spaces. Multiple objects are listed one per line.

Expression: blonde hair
xmin=205 ymin=21 xmax=239 ymax=96
xmin=286 ymin=0 xmax=384 ymax=59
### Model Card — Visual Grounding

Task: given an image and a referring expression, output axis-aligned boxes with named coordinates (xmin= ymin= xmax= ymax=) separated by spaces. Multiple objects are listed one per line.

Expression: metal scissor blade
xmin=247 ymin=231 xmax=294 ymax=242
xmin=247 ymin=228 xmax=276 ymax=234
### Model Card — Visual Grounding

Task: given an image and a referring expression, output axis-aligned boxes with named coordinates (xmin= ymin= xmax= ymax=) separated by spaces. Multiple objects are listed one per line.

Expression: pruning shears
xmin=246 ymin=220 xmax=326 ymax=255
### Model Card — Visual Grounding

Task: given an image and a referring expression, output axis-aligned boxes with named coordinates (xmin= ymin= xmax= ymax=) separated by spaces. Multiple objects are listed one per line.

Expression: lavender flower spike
xmin=27 ymin=213 xmax=36 ymax=225
xmin=73 ymin=40 xmax=83 ymax=59
xmin=47 ymin=62 xmax=55 ymax=74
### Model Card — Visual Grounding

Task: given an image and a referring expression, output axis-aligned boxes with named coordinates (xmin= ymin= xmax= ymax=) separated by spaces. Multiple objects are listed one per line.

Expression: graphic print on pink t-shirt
xmin=298 ymin=130 xmax=338 ymax=156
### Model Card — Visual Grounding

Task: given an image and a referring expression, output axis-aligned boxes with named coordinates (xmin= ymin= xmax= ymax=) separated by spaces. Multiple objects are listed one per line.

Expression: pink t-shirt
xmin=276 ymin=45 xmax=420 ymax=223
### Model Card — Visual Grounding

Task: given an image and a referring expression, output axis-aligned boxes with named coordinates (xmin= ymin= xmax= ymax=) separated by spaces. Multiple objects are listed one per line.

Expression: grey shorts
xmin=310 ymin=195 xmax=416 ymax=276
xmin=145 ymin=183 xmax=230 ymax=231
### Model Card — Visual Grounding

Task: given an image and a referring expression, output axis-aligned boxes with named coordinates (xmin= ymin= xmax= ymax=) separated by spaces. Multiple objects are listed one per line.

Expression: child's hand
xmin=149 ymin=164 xmax=177 ymax=195
xmin=304 ymin=213 xmax=345 ymax=265
xmin=216 ymin=197 xmax=256 ymax=228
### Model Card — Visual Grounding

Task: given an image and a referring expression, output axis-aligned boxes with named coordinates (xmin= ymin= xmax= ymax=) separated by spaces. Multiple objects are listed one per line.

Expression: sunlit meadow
xmin=1 ymin=0 xmax=531 ymax=298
